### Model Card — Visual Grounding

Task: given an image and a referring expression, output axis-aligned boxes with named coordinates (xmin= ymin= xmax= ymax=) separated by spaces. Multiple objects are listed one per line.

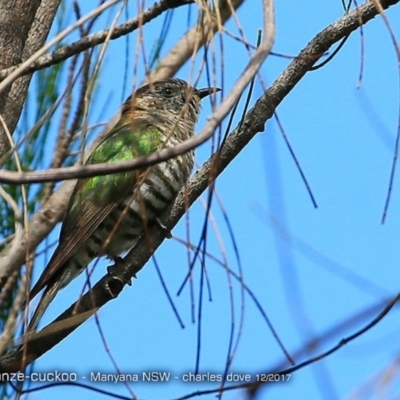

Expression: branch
xmin=0 ymin=181 xmax=75 ymax=288
xmin=148 ymin=0 xmax=245 ymax=82
xmin=0 ymin=0 xmax=61 ymax=154
xmin=0 ymin=0 xmax=45 ymax=157
xmin=0 ymin=0 xmax=119 ymax=94
xmin=0 ymin=0 xmax=194 ymax=85
xmin=245 ymin=293 xmax=400 ymax=398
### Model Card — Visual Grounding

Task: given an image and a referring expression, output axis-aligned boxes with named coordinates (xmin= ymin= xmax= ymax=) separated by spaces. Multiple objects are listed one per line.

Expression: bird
xmin=28 ymin=78 xmax=219 ymax=330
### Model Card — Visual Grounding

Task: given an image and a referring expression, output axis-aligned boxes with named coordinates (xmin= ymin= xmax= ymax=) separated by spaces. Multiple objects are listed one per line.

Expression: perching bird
xmin=28 ymin=78 xmax=219 ymax=330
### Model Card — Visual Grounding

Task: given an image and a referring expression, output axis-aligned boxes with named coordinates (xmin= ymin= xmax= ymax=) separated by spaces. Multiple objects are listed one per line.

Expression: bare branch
xmin=148 ymin=0 xmax=245 ymax=82
xmin=0 ymin=181 xmax=76 ymax=288
xmin=0 ymin=0 xmax=120 ymax=95
xmin=0 ymin=186 xmax=24 ymax=285
xmin=0 ymin=0 xmax=194 ymax=85
xmin=0 ymin=274 xmax=27 ymax=355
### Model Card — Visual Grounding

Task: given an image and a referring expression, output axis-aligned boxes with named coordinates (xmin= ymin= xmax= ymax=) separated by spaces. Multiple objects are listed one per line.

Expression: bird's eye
xmin=163 ymin=87 xmax=174 ymax=97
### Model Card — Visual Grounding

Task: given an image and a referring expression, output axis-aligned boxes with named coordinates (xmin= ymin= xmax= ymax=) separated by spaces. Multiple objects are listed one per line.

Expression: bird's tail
xmin=27 ymin=280 xmax=63 ymax=332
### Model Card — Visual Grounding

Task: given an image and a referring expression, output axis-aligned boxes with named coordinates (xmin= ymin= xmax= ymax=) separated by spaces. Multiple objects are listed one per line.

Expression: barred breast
xmin=83 ymin=149 xmax=194 ymax=260
xmin=60 ymin=146 xmax=194 ymax=288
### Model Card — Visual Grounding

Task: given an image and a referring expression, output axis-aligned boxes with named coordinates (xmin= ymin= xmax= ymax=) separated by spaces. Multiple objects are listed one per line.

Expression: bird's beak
xmin=196 ymin=87 xmax=221 ymax=99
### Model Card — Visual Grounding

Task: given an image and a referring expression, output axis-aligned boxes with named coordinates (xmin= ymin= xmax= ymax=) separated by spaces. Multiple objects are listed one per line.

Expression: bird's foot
xmin=156 ymin=217 xmax=172 ymax=239
xmin=107 ymin=256 xmax=135 ymax=286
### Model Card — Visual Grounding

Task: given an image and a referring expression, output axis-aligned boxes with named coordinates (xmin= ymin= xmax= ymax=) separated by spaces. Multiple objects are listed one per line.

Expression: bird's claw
xmin=107 ymin=256 xmax=134 ymax=286
xmin=156 ymin=217 xmax=172 ymax=239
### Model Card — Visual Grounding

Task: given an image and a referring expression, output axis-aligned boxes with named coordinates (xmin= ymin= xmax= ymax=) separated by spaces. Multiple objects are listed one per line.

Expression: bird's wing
xmin=26 ymin=199 xmax=121 ymax=331
xmin=30 ymin=120 xmax=163 ymax=299
xmin=29 ymin=201 xmax=120 ymax=299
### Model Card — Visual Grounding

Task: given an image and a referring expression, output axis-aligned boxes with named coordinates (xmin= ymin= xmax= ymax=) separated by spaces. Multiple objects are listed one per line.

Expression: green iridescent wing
xmin=30 ymin=119 xmax=162 ymax=297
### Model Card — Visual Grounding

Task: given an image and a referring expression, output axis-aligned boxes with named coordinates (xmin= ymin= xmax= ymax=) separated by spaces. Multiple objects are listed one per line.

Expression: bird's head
xmin=122 ymin=78 xmax=220 ymax=130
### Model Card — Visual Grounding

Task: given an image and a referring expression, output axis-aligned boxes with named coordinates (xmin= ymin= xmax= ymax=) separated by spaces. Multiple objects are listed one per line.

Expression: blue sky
xmin=20 ymin=1 xmax=400 ymax=399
